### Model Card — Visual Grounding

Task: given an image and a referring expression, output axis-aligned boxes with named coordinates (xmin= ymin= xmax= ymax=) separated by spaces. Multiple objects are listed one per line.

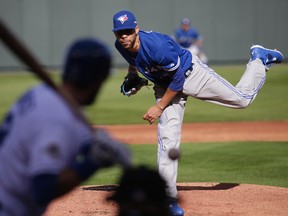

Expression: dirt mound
xmin=45 ymin=183 xmax=288 ymax=216
xmin=44 ymin=121 xmax=288 ymax=216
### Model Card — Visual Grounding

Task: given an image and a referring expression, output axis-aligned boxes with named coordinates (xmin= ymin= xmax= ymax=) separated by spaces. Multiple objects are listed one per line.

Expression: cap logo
xmin=117 ymin=14 xmax=129 ymax=24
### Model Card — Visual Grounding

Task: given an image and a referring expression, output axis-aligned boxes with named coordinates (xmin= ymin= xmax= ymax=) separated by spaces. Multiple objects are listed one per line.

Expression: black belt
xmin=184 ymin=63 xmax=194 ymax=78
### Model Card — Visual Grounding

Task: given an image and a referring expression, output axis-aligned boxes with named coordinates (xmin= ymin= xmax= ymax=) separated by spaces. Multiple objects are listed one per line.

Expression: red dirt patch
xmin=45 ymin=183 xmax=288 ymax=216
xmin=99 ymin=121 xmax=288 ymax=144
xmin=44 ymin=121 xmax=288 ymax=216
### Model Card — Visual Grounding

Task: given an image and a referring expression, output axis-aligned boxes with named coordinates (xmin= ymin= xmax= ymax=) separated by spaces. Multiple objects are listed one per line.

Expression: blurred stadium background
xmin=0 ymin=0 xmax=287 ymax=71
xmin=1 ymin=0 xmax=288 ymax=189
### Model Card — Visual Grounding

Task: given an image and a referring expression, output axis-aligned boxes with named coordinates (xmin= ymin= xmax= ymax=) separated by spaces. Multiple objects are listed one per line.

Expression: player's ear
xmin=135 ymin=25 xmax=140 ymax=34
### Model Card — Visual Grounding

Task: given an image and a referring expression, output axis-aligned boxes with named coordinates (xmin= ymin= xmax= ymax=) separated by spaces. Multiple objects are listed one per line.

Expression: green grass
xmin=179 ymin=142 xmax=288 ymax=187
xmin=0 ymin=65 xmax=287 ymax=188
xmin=85 ymin=142 xmax=288 ymax=188
xmin=0 ymin=65 xmax=288 ymax=123
xmin=90 ymin=64 xmax=288 ymax=124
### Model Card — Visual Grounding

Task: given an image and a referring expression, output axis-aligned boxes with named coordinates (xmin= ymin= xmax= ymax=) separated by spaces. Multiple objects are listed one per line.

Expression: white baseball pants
xmin=155 ymin=56 xmax=266 ymax=198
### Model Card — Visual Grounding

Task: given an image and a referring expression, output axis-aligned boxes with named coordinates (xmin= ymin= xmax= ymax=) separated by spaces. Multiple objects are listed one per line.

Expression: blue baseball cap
xmin=113 ymin=10 xmax=137 ymax=32
xmin=63 ymin=38 xmax=111 ymax=87
xmin=181 ymin=18 xmax=191 ymax=25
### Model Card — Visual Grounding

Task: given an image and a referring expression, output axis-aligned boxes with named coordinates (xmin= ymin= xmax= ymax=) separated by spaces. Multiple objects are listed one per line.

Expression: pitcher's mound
xmin=44 ymin=182 xmax=288 ymax=216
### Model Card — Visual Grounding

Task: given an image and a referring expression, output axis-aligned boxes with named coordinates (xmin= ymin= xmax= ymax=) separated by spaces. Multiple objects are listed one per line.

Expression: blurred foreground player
xmin=0 ymin=38 xmax=131 ymax=216
xmin=109 ymin=166 xmax=171 ymax=216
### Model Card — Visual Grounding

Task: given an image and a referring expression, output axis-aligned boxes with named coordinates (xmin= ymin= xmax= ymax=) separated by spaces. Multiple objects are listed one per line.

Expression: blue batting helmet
xmin=63 ymin=38 xmax=111 ymax=87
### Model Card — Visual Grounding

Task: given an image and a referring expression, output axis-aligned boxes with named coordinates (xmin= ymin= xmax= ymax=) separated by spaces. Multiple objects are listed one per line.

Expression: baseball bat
xmin=0 ymin=18 xmax=92 ymax=131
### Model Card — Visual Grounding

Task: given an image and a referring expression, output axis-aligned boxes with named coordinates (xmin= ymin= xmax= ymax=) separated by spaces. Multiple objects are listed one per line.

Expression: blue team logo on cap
xmin=117 ymin=14 xmax=129 ymax=24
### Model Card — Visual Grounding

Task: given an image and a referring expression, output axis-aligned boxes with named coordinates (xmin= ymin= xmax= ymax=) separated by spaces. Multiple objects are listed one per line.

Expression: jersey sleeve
xmin=155 ymin=41 xmax=179 ymax=70
xmin=155 ymin=41 xmax=186 ymax=91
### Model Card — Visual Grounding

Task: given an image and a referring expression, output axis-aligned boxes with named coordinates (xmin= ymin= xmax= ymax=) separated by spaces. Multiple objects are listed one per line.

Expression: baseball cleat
xmin=250 ymin=45 xmax=284 ymax=69
xmin=168 ymin=198 xmax=184 ymax=216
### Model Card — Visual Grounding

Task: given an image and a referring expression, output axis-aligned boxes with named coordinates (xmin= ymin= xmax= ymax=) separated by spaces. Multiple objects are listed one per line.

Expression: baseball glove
xmin=120 ymin=73 xmax=149 ymax=96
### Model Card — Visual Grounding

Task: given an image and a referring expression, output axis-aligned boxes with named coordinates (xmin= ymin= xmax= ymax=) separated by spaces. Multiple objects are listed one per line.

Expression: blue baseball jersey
xmin=115 ymin=30 xmax=192 ymax=91
xmin=174 ymin=28 xmax=200 ymax=48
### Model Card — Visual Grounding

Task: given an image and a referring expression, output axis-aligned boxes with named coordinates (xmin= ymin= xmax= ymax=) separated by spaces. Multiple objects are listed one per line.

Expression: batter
xmin=0 ymin=39 xmax=130 ymax=216
xmin=112 ymin=10 xmax=284 ymax=216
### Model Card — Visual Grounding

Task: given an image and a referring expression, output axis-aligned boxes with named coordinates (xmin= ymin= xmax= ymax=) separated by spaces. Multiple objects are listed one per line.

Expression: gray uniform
xmin=114 ymin=22 xmax=272 ymax=200
xmin=156 ymin=56 xmax=265 ymax=198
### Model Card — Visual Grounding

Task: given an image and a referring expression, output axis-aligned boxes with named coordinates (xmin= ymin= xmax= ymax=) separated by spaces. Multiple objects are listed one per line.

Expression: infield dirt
xmin=44 ymin=121 xmax=288 ymax=216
